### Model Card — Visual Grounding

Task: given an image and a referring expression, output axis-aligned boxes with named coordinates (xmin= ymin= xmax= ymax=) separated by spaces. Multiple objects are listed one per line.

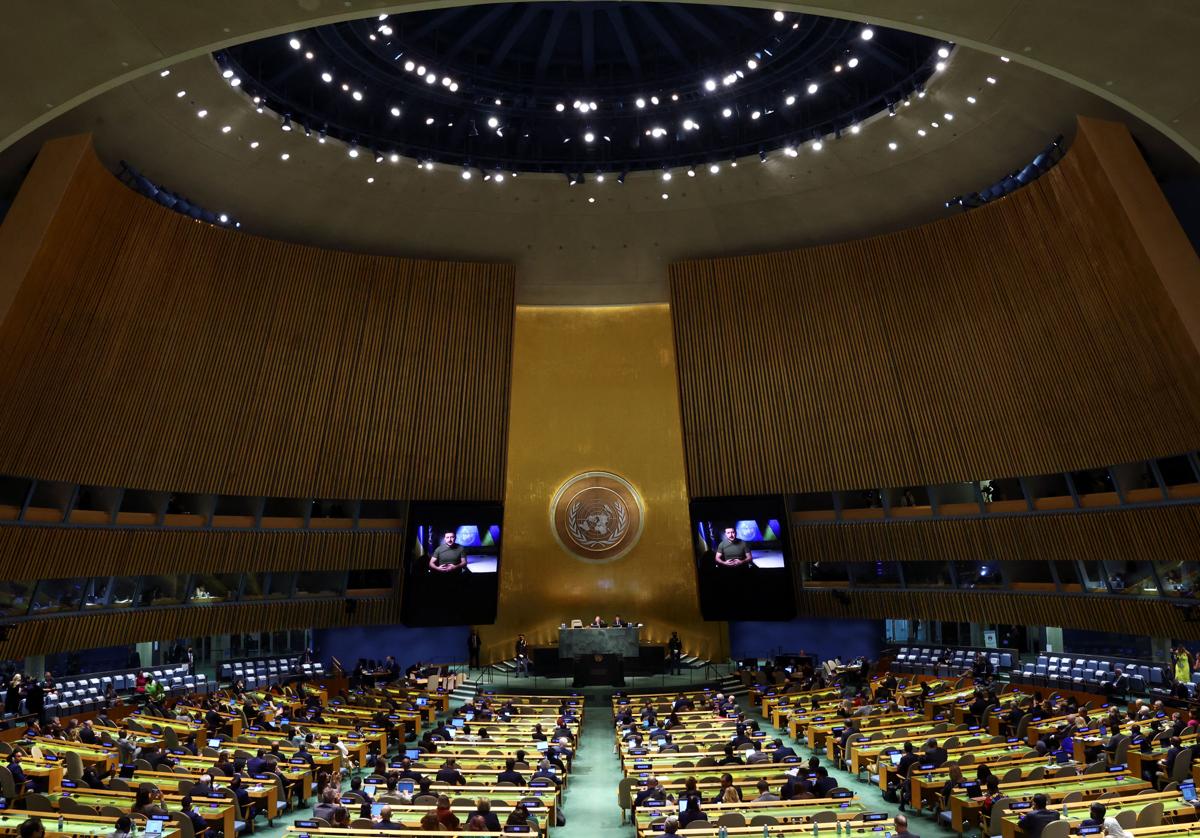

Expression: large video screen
xmin=690 ymin=495 xmax=796 ymax=619
xmin=401 ymin=502 xmax=502 ymax=626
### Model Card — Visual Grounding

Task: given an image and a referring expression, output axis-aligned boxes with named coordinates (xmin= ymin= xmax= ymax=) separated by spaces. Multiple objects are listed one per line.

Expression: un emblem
xmin=550 ymin=472 xmax=645 ymax=562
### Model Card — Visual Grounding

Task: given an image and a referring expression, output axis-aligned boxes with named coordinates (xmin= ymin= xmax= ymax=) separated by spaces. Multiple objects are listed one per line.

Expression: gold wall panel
xmin=488 ymin=305 xmax=725 ymax=662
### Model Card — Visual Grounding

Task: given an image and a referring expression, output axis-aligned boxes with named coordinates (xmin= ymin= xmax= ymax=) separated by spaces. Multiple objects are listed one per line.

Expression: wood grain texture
xmin=0 ymin=527 xmax=403 ymax=580
xmin=1 ymin=596 xmax=400 ymax=660
xmin=799 ymin=588 xmax=1200 ymax=641
xmin=670 ymin=128 xmax=1200 ymax=496
xmin=791 ymin=505 xmax=1200 ymax=565
xmin=0 ymin=138 xmax=514 ymax=499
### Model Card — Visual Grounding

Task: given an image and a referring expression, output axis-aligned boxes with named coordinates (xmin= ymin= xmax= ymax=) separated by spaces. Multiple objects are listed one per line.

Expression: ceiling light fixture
xmin=860 ymin=27 xmax=874 ymax=41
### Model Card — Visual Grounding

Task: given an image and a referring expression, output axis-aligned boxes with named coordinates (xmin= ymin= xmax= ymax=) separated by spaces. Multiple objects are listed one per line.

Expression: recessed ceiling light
xmin=750 ymin=110 xmax=761 ymax=120
xmin=352 ymin=90 xmax=364 ymax=101
xmin=850 ymin=124 xmax=860 ymax=134
xmin=661 ymin=193 xmax=669 ymax=200
xmin=196 ymin=109 xmax=207 ymax=118
xmin=367 ymin=177 xmax=375 ymax=184
xmin=704 ymin=79 xmax=717 ymax=92
xmin=556 ymin=102 xmax=566 ymax=112
xmin=416 ymin=65 xmax=426 ymax=76
xmin=834 ymin=64 xmax=843 ymax=73
xmin=944 ymin=112 xmax=954 ymax=120
xmin=986 ymin=76 xmax=997 ymax=84
xmin=1000 ymin=56 xmax=1010 ymax=63
xmin=785 ymin=95 xmax=795 ymax=106
xmin=722 ymin=108 xmax=733 ymax=118
xmin=635 ymin=98 xmax=645 ymax=109
xmin=917 ymin=129 xmax=927 ymax=136
xmin=746 ymin=59 xmax=758 ymax=70
xmin=773 ymin=11 xmax=785 ymax=21
xmin=860 ymin=27 xmax=874 ymax=40
xmin=404 ymin=60 xmax=415 ymax=72
xmin=221 ymin=125 xmax=231 ymax=133
xmin=584 ymin=131 xmax=595 ymax=143
xmin=348 ymin=147 xmax=359 ymax=158
xmin=230 ymin=77 xmax=241 ymax=87
xmin=587 ymin=197 xmax=595 ymax=203
xmin=280 ymin=152 xmax=290 ymax=160
xmin=449 ymin=82 xmax=459 ymax=92
xmin=461 ymin=170 xmax=471 ymax=180
xmin=650 ymin=96 xmax=660 ymax=105
xmin=807 ymin=82 xmax=819 ymax=94
xmin=967 ymin=96 xmax=977 ymax=104
xmin=160 ymin=69 xmax=171 ymax=78
xmin=222 ymin=70 xmax=234 ymax=79
xmin=321 ymin=72 xmax=333 ymax=83
xmin=289 ymin=38 xmax=301 ymax=50
xmin=218 ymin=214 xmax=229 ymax=223
xmin=935 ymin=61 xmax=946 ymax=72
xmin=176 ymin=90 xmax=186 ymax=98
xmin=811 ymin=140 xmax=823 ymax=151
xmin=488 ymin=117 xmax=500 ymax=129
xmin=887 ymin=141 xmax=898 ymax=150
xmin=662 ymin=171 xmax=672 ymax=181
xmin=938 ymin=47 xmax=951 ymax=59
xmin=709 ymin=163 xmax=719 ymax=174
xmin=847 ymin=57 xmax=859 ymax=68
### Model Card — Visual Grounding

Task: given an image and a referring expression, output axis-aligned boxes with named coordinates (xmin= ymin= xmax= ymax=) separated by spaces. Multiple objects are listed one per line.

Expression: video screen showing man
xmin=430 ymin=531 xmax=467 ymax=573
xmin=714 ymin=527 xmax=753 ymax=569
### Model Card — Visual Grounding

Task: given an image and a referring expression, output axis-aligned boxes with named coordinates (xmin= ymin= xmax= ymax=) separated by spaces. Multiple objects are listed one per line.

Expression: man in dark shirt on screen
xmin=429 ymin=531 xmax=467 ymax=572
xmin=714 ymin=527 xmax=753 ymax=568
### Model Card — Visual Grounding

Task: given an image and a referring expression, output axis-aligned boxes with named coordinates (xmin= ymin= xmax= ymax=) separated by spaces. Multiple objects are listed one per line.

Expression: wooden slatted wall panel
xmin=669 ymin=134 xmax=1200 ymax=496
xmin=0 ymin=144 xmax=514 ymax=499
xmin=799 ymin=589 xmax=1200 ymax=641
xmin=0 ymin=527 xmax=404 ymax=580
xmin=1 ymin=596 xmax=400 ymax=660
xmin=791 ymin=506 xmax=1200 ymax=565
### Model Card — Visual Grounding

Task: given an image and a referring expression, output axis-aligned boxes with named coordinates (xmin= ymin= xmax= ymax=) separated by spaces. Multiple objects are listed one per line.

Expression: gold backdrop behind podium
xmin=487 ymin=304 xmax=726 ymax=663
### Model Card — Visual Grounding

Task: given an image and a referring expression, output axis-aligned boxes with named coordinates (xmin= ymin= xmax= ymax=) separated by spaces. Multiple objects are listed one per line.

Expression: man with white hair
xmin=633 ymin=776 xmax=668 ymax=809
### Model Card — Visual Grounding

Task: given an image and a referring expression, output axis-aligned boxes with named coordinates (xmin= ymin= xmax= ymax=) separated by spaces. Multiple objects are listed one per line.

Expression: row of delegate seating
xmin=892 ymin=646 xmax=1015 ymax=675
xmin=48 ymin=664 xmax=207 ymax=715
xmin=220 ymin=657 xmax=325 ymax=689
xmin=1013 ymin=655 xmax=1168 ymax=695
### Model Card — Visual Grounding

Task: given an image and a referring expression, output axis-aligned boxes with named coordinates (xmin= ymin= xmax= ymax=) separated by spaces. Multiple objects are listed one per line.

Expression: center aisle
xmin=557 ymin=701 xmax=634 ymax=838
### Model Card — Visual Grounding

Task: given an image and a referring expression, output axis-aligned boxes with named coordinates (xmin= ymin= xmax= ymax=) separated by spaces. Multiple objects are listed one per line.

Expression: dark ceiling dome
xmin=219 ymin=2 xmax=945 ymax=175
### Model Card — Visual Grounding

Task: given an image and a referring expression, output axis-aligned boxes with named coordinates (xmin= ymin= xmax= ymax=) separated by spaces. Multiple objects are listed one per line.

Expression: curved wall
xmin=0 ymin=137 xmax=514 ymax=499
xmin=671 ymin=120 xmax=1200 ymax=496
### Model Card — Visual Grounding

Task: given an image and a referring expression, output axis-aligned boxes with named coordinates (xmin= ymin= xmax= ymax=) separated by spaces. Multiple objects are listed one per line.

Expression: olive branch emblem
xmin=567 ymin=496 xmax=629 ymax=549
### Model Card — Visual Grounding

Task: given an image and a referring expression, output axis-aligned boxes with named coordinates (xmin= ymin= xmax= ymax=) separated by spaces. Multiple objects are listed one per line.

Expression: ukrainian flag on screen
xmin=455 ymin=525 xmax=480 ymax=547
xmin=765 ymin=519 xmax=781 ymax=541
xmin=483 ymin=525 xmax=499 ymax=547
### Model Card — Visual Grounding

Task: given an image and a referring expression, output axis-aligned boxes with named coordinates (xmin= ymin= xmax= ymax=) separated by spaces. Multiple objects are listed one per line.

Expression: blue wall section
xmin=314 ymin=624 xmax=469 ymax=670
xmin=728 ymin=618 xmax=882 ymax=662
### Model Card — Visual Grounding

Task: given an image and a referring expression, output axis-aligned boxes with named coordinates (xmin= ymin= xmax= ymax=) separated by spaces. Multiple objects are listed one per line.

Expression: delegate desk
xmin=948 ymin=771 xmax=1150 ymax=833
xmin=998 ymin=791 xmax=1192 ymax=838
xmin=0 ymin=812 xmax=181 ymax=838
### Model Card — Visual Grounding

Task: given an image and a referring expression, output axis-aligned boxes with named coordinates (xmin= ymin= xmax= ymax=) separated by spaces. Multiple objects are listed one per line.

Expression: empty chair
xmin=716 ymin=813 xmax=746 ymax=827
xmin=1040 ymin=821 xmax=1071 ymax=838
xmin=682 ymin=821 xmax=712 ymax=831
xmin=1115 ymin=810 xmax=1137 ymax=829
xmin=1136 ymin=801 xmax=1164 ymax=828
xmin=812 ymin=812 xmax=839 ymax=824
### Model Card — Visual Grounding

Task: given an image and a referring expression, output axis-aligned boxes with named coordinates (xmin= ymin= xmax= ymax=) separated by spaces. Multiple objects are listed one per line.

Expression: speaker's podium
xmin=559 ymin=623 xmax=641 ymax=687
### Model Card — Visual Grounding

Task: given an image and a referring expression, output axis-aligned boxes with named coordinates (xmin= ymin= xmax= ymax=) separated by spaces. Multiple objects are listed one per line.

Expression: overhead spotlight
xmin=723 ymin=73 xmax=737 ymax=86
xmin=784 ymin=146 xmax=797 ymax=157
xmin=670 ymin=94 xmax=678 ymax=101
xmin=587 ymin=197 xmax=595 ymax=203
xmin=751 ymin=110 xmax=761 ymax=120
xmin=682 ymin=118 xmax=696 ymax=131
xmin=556 ymin=102 xmax=566 ymax=112
xmin=662 ymin=170 xmax=672 ymax=181
xmin=584 ymin=131 xmax=595 ymax=143
xmin=1000 ymin=55 xmax=1010 ymax=62
xmin=423 ymin=161 xmax=434 ymax=170
xmin=722 ymin=107 xmax=733 ymax=118
xmin=404 ymin=60 xmax=415 ymax=72
xmin=746 ymin=59 xmax=758 ymax=70
xmin=807 ymin=82 xmax=819 ymax=94
xmin=887 ymin=103 xmax=896 ymax=116
xmin=279 ymin=152 xmax=290 ymax=161
xmin=590 ymin=101 xmax=598 ymax=110
xmin=449 ymin=82 xmax=459 ymax=92
xmin=986 ymin=76 xmax=997 ymax=84
xmin=425 ymin=117 xmax=435 ymax=125
xmin=967 ymin=96 xmax=977 ymax=104
xmin=617 ymin=171 xmax=627 ymax=184
xmin=494 ymin=98 xmax=502 ymax=106
xmin=687 ymin=167 xmax=696 ymax=177
xmin=888 ymin=141 xmax=898 ymax=150
xmin=860 ymin=27 xmax=874 ymax=40
xmin=353 ymin=90 xmax=364 ymax=101
xmin=848 ymin=57 xmax=859 ymax=68
xmin=305 ymin=51 xmax=314 ymax=60
xmin=379 ymin=25 xmax=392 ymax=35
xmin=222 ymin=69 xmax=234 ymax=79
xmin=494 ymin=171 xmax=505 ymax=183
xmin=573 ymin=100 xmax=582 ymax=110
xmin=416 ymin=65 xmax=426 ymax=75
xmin=935 ymin=61 xmax=946 ymax=72
xmin=917 ymin=90 xmax=927 ymax=98
xmin=811 ymin=140 xmax=823 ymax=151
xmin=635 ymin=98 xmax=646 ymax=109
xmin=366 ymin=177 xmax=375 ymax=184
xmin=709 ymin=163 xmax=720 ymax=174
xmin=425 ymin=73 xmax=436 ymax=84
xmin=596 ymin=173 xmax=605 ymax=182
xmin=784 ymin=95 xmax=795 ymax=106
xmin=759 ymin=149 xmax=767 ymax=162
xmin=160 ymin=69 xmax=171 ymax=77
xmin=944 ymin=112 xmax=954 ymax=120
xmin=488 ymin=116 xmax=500 ymax=129
xmin=289 ymin=38 xmax=301 ymax=50
xmin=221 ymin=125 xmax=232 ymax=133
xmin=704 ymin=79 xmax=717 ymax=92
xmin=230 ymin=77 xmax=242 ymax=87
xmin=650 ymin=95 xmax=660 ymax=105
xmin=197 ymin=109 xmax=208 ymax=118
xmin=280 ymin=115 xmax=292 ymax=131
xmin=461 ymin=169 xmax=472 ymax=180
xmin=917 ymin=129 xmax=926 ymax=136
xmin=348 ymin=145 xmax=359 ymax=158
xmin=938 ymin=46 xmax=951 ymax=59
xmin=850 ymin=123 xmax=861 ymax=134
xmin=318 ymin=129 xmax=326 ymax=143
xmin=374 ymin=152 xmax=384 ymax=163
xmin=661 ymin=193 xmax=669 ymax=200
xmin=390 ymin=106 xmax=401 ymax=117
xmin=218 ymin=214 xmax=229 ymax=223
xmin=834 ymin=64 xmax=843 ymax=73
xmin=567 ymin=173 xmax=578 ymax=186
xmin=390 ymin=153 xmax=400 ymax=163
xmin=249 ymin=141 xmax=260 ymax=149
xmin=773 ymin=10 xmax=785 ymax=21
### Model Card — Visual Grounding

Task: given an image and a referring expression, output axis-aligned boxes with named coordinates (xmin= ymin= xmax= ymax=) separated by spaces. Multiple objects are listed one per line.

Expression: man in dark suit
xmin=613 ymin=616 xmax=628 ymax=627
xmin=1106 ymin=668 xmax=1129 ymax=697
xmin=1080 ymin=802 xmax=1106 ymax=829
xmin=496 ymin=759 xmax=525 ymax=786
xmin=191 ymin=774 xmax=217 ymax=799
xmin=812 ymin=766 xmax=838 ymax=797
xmin=634 ymin=776 xmax=667 ymax=809
xmin=771 ymin=738 xmax=798 ymax=762
xmin=25 ymin=680 xmax=45 ymax=725
xmin=435 ymin=759 xmax=465 ymax=785
xmin=894 ymin=813 xmax=920 ymax=838
xmin=1018 ymin=794 xmax=1061 ymax=838
xmin=515 ymin=634 xmax=529 ymax=677
xmin=590 ymin=615 xmax=606 ymax=628
xmin=924 ymin=740 xmax=948 ymax=767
